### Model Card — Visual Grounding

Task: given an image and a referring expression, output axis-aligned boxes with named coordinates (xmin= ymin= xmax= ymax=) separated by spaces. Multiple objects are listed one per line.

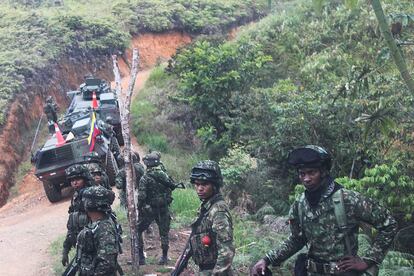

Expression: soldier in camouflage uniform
xmin=185 ymin=160 xmax=235 ymax=275
xmin=115 ymin=152 xmax=145 ymax=208
xmin=76 ymin=185 xmax=119 ymax=276
xmin=137 ymin=151 xmax=177 ymax=265
xmin=88 ymin=162 xmax=111 ymax=189
xmin=62 ymin=164 xmax=94 ymax=266
xmin=44 ymin=96 xmax=58 ymax=123
xmin=252 ymin=145 xmax=398 ymax=276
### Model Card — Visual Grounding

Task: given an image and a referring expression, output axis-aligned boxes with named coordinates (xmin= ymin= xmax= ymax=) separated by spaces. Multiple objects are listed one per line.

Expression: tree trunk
xmin=113 ymin=49 xmax=140 ymax=274
xmin=371 ymin=0 xmax=414 ymax=94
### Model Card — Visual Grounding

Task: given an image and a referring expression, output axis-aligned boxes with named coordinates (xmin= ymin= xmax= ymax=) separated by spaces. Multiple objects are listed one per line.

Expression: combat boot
xmin=139 ymin=248 xmax=146 ymax=265
xmin=158 ymin=247 xmax=168 ymax=265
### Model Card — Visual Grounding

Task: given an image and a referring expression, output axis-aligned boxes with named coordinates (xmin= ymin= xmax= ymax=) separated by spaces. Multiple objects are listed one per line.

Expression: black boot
xmin=158 ymin=247 xmax=168 ymax=265
xmin=139 ymin=248 xmax=146 ymax=265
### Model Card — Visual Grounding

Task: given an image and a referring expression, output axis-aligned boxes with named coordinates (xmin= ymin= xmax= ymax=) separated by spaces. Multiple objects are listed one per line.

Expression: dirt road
xmin=0 ymin=68 xmax=152 ymax=275
xmin=0 ymin=32 xmax=191 ymax=276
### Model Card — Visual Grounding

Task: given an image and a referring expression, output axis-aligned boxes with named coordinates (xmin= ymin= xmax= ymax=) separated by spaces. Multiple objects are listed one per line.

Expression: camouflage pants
xmin=137 ymin=205 xmax=171 ymax=250
xmin=119 ymin=189 xmax=127 ymax=209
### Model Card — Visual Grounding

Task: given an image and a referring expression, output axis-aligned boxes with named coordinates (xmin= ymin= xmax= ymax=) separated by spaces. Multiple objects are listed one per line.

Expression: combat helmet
xmin=82 ymin=185 xmax=115 ymax=212
xmin=143 ymin=151 xmax=161 ymax=167
xmin=88 ymin=162 xmax=104 ymax=175
xmin=287 ymin=145 xmax=332 ymax=170
xmin=190 ymin=160 xmax=223 ymax=188
xmin=65 ymin=164 xmax=93 ymax=183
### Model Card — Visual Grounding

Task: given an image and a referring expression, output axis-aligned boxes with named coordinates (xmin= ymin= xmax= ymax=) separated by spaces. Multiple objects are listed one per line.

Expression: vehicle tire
xmin=106 ymin=151 xmax=118 ymax=187
xmin=42 ymin=181 xmax=62 ymax=202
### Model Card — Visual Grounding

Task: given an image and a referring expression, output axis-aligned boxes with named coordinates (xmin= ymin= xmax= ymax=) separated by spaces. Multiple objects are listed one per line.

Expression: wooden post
xmin=112 ymin=49 xmax=140 ymax=274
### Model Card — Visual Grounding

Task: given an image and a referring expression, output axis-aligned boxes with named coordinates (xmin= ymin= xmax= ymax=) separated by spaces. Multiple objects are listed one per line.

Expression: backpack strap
xmin=332 ymin=188 xmax=352 ymax=255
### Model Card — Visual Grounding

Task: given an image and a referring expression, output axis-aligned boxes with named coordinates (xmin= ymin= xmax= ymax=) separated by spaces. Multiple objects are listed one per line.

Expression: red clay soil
xmin=0 ymin=31 xmax=192 ymax=276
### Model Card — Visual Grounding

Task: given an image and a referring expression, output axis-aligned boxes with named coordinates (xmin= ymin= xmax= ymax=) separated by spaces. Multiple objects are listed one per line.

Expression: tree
xmin=113 ymin=49 xmax=140 ymax=274
xmin=311 ymin=0 xmax=414 ymax=94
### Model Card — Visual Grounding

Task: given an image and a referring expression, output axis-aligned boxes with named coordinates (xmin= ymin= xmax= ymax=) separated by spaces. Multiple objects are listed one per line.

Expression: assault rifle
xmin=174 ymin=182 xmax=186 ymax=189
xmin=62 ymin=254 xmax=79 ymax=276
xmin=171 ymin=240 xmax=192 ymax=276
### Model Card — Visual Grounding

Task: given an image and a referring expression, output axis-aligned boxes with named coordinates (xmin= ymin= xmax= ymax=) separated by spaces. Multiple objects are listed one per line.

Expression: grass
xmin=170 ymin=188 xmax=199 ymax=227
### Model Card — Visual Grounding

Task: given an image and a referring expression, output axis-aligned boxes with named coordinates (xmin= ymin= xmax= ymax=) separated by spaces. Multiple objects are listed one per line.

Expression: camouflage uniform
xmin=115 ymin=154 xmax=145 ymax=208
xmin=62 ymin=165 xmax=93 ymax=254
xmin=261 ymin=146 xmax=398 ymax=276
xmin=183 ymin=160 xmax=235 ymax=276
xmin=44 ymin=96 xmax=58 ymax=122
xmin=137 ymin=152 xmax=176 ymax=264
xmin=77 ymin=186 xmax=119 ymax=276
xmin=88 ymin=162 xmax=111 ymax=189
xmin=191 ymin=193 xmax=235 ymax=276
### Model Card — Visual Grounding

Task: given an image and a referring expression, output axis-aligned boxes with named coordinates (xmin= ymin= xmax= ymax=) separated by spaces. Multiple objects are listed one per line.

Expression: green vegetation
xmin=170 ymin=188 xmax=199 ymax=227
xmin=130 ymin=0 xmax=414 ymax=273
xmin=0 ymin=0 xmax=267 ymax=126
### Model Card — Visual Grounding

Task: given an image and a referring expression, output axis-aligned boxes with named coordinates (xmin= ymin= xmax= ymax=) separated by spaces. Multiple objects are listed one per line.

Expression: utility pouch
xmin=294 ymin=253 xmax=308 ymax=276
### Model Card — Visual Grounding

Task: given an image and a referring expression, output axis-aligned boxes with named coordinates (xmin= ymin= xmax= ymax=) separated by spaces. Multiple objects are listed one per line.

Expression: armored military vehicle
xmin=32 ymin=77 xmax=122 ymax=203
xmin=62 ymin=77 xmax=124 ymax=145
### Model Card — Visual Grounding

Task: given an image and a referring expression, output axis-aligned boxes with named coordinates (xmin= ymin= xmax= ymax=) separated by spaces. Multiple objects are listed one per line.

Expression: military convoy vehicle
xmin=32 ymin=77 xmax=122 ymax=203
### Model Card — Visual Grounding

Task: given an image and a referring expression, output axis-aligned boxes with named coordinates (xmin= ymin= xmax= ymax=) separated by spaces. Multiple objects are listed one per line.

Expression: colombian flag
xmin=88 ymin=111 xmax=101 ymax=152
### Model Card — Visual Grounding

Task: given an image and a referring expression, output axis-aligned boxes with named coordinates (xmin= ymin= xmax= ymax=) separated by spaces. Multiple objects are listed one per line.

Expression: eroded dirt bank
xmin=0 ymin=31 xmax=192 ymax=276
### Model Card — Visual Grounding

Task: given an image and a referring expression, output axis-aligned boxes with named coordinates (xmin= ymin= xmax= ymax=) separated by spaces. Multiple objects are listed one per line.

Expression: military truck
xmin=33 ymin=116 xmax=119 ymax=202
xmin=32 ymin=77 xmax=122 ymax=203
xmin=62 ymin=77 xmax=124 ymax=145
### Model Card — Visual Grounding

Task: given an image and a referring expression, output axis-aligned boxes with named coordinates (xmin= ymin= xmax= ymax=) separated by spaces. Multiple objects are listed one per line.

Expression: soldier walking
xmin=251 ymin=145 xmax=398 ymax=276
xmin=173 ymin=160 xmax=235 ymax=276
xmin=62 ymin=164 xmax=94 ymax=266
xmin=137 ymin=151 xmax=177 ymax=265
xmin=76 ymin=185 xmax=119 ymax=275
xmin=115 ymin=151 xmax=145 ymax=208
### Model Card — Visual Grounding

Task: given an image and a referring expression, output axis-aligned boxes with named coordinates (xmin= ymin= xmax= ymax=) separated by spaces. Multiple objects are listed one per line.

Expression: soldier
xmin=76 ymin=185 xmax=119 ymax=275
xmin=44 ymin=96 xmax=58 ymax=123
xmin=251 ymin=145 xmax=398 ymax=276
xmin=62 ymin=164 xmax=94 ymax=267
xmin=88 ymin=162 xmax=111 ymax=189
xmin=115 ymin=151 xmax=145 ymax=208
xmin=191 ymin=160 xmax=235 ymax=275
xmin=137 ymin=151 xmax=177 ymax=265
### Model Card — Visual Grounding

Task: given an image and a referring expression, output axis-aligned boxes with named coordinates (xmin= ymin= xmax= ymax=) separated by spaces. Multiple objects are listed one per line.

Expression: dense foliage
xmin=145 ymin=0 xmax=414 ymax=226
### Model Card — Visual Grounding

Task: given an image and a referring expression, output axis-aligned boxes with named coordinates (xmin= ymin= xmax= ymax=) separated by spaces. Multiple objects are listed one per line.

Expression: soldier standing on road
xmin=115 ymin=151 xmax=145 ymax=208
xmin=137 ymin=151 xmax=177 ymax=265
xmin=62 ymin=164 xmax=94 ymax=267
xmin=181 ymin=160 xmax=235 ymax=276
xmin=251 ymin=145 xmax=398 ymax=276
xmin=88 ymin=162 xmax=111 ymax=190
xmin=76 ymin=185 xmax=120 ymax=276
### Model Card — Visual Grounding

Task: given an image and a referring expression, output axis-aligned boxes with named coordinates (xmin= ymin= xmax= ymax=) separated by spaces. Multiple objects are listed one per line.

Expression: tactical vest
xmin=297 ymin=188 xmax=379 ymax=276
xmin=189 ymin=196 xmax=223 ymax=269
xmin=142 ymin=169 xmax=173 ymax=208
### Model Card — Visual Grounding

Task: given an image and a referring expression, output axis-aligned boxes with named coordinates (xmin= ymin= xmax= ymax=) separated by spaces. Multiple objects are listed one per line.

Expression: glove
xmin=61 ymin=248 xmax=69 ymax=266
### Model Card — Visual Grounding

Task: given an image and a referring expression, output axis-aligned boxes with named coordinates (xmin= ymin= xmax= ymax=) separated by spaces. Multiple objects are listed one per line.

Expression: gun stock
xmin=171 ymin=242 xmax=191 ymax=276
xmin=62 ymin=257 xmax=78 ymax=276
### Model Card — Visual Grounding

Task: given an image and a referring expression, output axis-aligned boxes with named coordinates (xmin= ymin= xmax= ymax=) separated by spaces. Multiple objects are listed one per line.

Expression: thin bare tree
xmin=112 ymin=49 xmax=140 ymax=274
